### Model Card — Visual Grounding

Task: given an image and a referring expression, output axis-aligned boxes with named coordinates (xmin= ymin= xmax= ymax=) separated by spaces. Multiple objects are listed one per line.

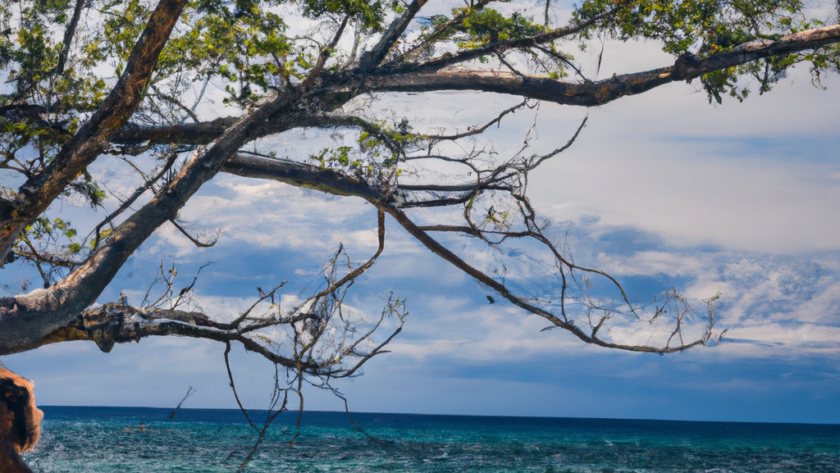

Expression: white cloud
xmin=7 ymin=5 xmax=840 ymax=417
xmin=597 ymin=251 xmax=706 ymax=278
xmin=529 ymin=64 xmax=840 ymax=253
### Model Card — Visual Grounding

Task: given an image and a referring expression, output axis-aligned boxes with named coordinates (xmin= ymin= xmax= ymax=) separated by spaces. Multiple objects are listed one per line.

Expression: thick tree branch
xmin=5 ymin=303 xmax=317 ymax=370
xmin=0 ymin=0 xmax=188 ymax=266
xmin=221 ymin=152 xmax=495 ymax=199
xmin=0 ymin=89 xmax=303 ymax=353
xmin=109 ymin=112 xmax=375 ymax=148
xmin=99 ymin=23 xmax=840 ymax=160
xmin=109 ymin=116 xmax=239 ymax=146
xmin=222 ymin=154 xmax=385 ymax=201
xmin=356 ymin=0 xmax=429 ymax=72
xmin=363 ymin=25 xmax=840 ymax=106
xmin=104 ymin=25 xmax=839 ymax=153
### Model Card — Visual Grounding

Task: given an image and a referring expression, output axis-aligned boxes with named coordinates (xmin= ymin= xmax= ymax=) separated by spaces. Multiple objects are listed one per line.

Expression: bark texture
xmin=0 ymin=0 xmax=188 ymax=266
xmin=363 ymin=26 xmax=840 ymax=105
xmin=0 ymin=3 xmax=835 ymax=469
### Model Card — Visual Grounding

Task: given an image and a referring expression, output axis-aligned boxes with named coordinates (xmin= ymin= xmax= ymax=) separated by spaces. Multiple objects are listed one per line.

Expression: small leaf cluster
xmin=309 ymin=119 xmax=416 ymax=185
xmin=14 ymin=216 xmax=84 ymax=287
xmin=99 ymin=0 xmax=153 ymax=65
xmin=64 ymin=168 xmax=107 ymax=208
xmin=0 ymin=0 xmax=110 ymax=190
xmin=311 ymin=145 xmax=383 ymax=181
xmin=574 ymin=0 xmax=805 ymax=56
xmin=159 ymin=1 xmax=292 ymax=106
xmin=299 ymin=0 xmax=388 ymax=31
xmin=23 ymin=217 xmax=78 ymax=247
xmin=454 ymin=8 xmax=544 ymax=48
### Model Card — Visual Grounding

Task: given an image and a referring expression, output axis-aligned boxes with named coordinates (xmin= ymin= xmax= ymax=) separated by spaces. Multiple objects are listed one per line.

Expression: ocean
xmin=22 ymin=406 xmax=840 ymax=472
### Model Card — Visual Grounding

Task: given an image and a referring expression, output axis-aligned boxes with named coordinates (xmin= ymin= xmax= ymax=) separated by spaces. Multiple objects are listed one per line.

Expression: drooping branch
xmin=159 ymin=101 xmax=708 ymax=354
xmin=210 ymin=149 xmax=714 ymax=354
xmin=381 ymin=205 xmax=713 ymax=354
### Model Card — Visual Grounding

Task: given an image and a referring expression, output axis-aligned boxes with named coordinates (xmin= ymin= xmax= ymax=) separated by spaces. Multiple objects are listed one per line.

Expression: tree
xmin=0 ymin=0 xmax=837 ymax=469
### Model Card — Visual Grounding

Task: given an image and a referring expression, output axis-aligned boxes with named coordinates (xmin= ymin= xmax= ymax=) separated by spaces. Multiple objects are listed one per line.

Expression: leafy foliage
xmin=456 ymin=9 xmax=545 ymax=47
xmin=0 ymin=5 xmax=835 ymax=467
xmin=0 ymin=0 xmax=836 ymax=296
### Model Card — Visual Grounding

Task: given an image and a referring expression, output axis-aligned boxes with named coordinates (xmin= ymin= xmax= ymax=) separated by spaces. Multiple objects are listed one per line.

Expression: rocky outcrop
xmin=0 ymin=368 xmax=43 ymax=473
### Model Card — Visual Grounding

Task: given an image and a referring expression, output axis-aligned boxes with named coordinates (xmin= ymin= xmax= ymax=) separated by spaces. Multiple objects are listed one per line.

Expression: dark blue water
xmin=23 ymin=406 xmax=840 ymax=472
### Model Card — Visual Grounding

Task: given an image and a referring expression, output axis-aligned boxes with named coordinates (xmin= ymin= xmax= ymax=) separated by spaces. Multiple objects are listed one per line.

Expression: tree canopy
xmin=0 ymin=0 xmax=838 ymax=467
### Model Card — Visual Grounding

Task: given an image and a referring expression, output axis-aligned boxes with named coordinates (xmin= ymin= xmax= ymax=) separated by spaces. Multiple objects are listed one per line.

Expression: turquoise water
xmin=23 ymin=407 xmax=840 ymax=472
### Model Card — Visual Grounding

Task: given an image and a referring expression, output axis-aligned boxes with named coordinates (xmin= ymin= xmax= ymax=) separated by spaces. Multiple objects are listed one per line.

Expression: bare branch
xmin=419 ymin=99 xmax=530 ymax=142
xmin=55 ymin=0 xmax=86 ymax=75
xmin=150 ymin=85 xmax=201 ymax=123
xmin=379 ymin=205 xmax=713 ymax=354
xmin=169 ymin=220 xmax=220 ymax=248
xmin=301 ymin=15 xmax=352 ymax=88
xmin=109 ymin=117 xmax=238 ymax=146
xmin=357 ymin=0 xmax=429 ymax=72
xmin=224 ymin=342 xmax=260 ymax=433
xmin=90 ymin=151 xmax=180 ymax=250
xmin=168 ymin=386 xmax=196 ymax=419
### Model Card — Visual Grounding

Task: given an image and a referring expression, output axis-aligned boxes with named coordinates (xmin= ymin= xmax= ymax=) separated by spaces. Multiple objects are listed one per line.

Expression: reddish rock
xmin=0 ymin=368 xmax=43 ymax=473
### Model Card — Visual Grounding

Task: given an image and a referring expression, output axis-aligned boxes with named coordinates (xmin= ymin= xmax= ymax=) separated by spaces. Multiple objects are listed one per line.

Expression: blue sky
xmin=4 ymin=2 xmax=840 ymax=424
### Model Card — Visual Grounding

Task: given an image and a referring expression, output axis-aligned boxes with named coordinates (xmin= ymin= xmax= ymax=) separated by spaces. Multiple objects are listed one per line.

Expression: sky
xmin=3 ymin=1 xmax=840 ymax=425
